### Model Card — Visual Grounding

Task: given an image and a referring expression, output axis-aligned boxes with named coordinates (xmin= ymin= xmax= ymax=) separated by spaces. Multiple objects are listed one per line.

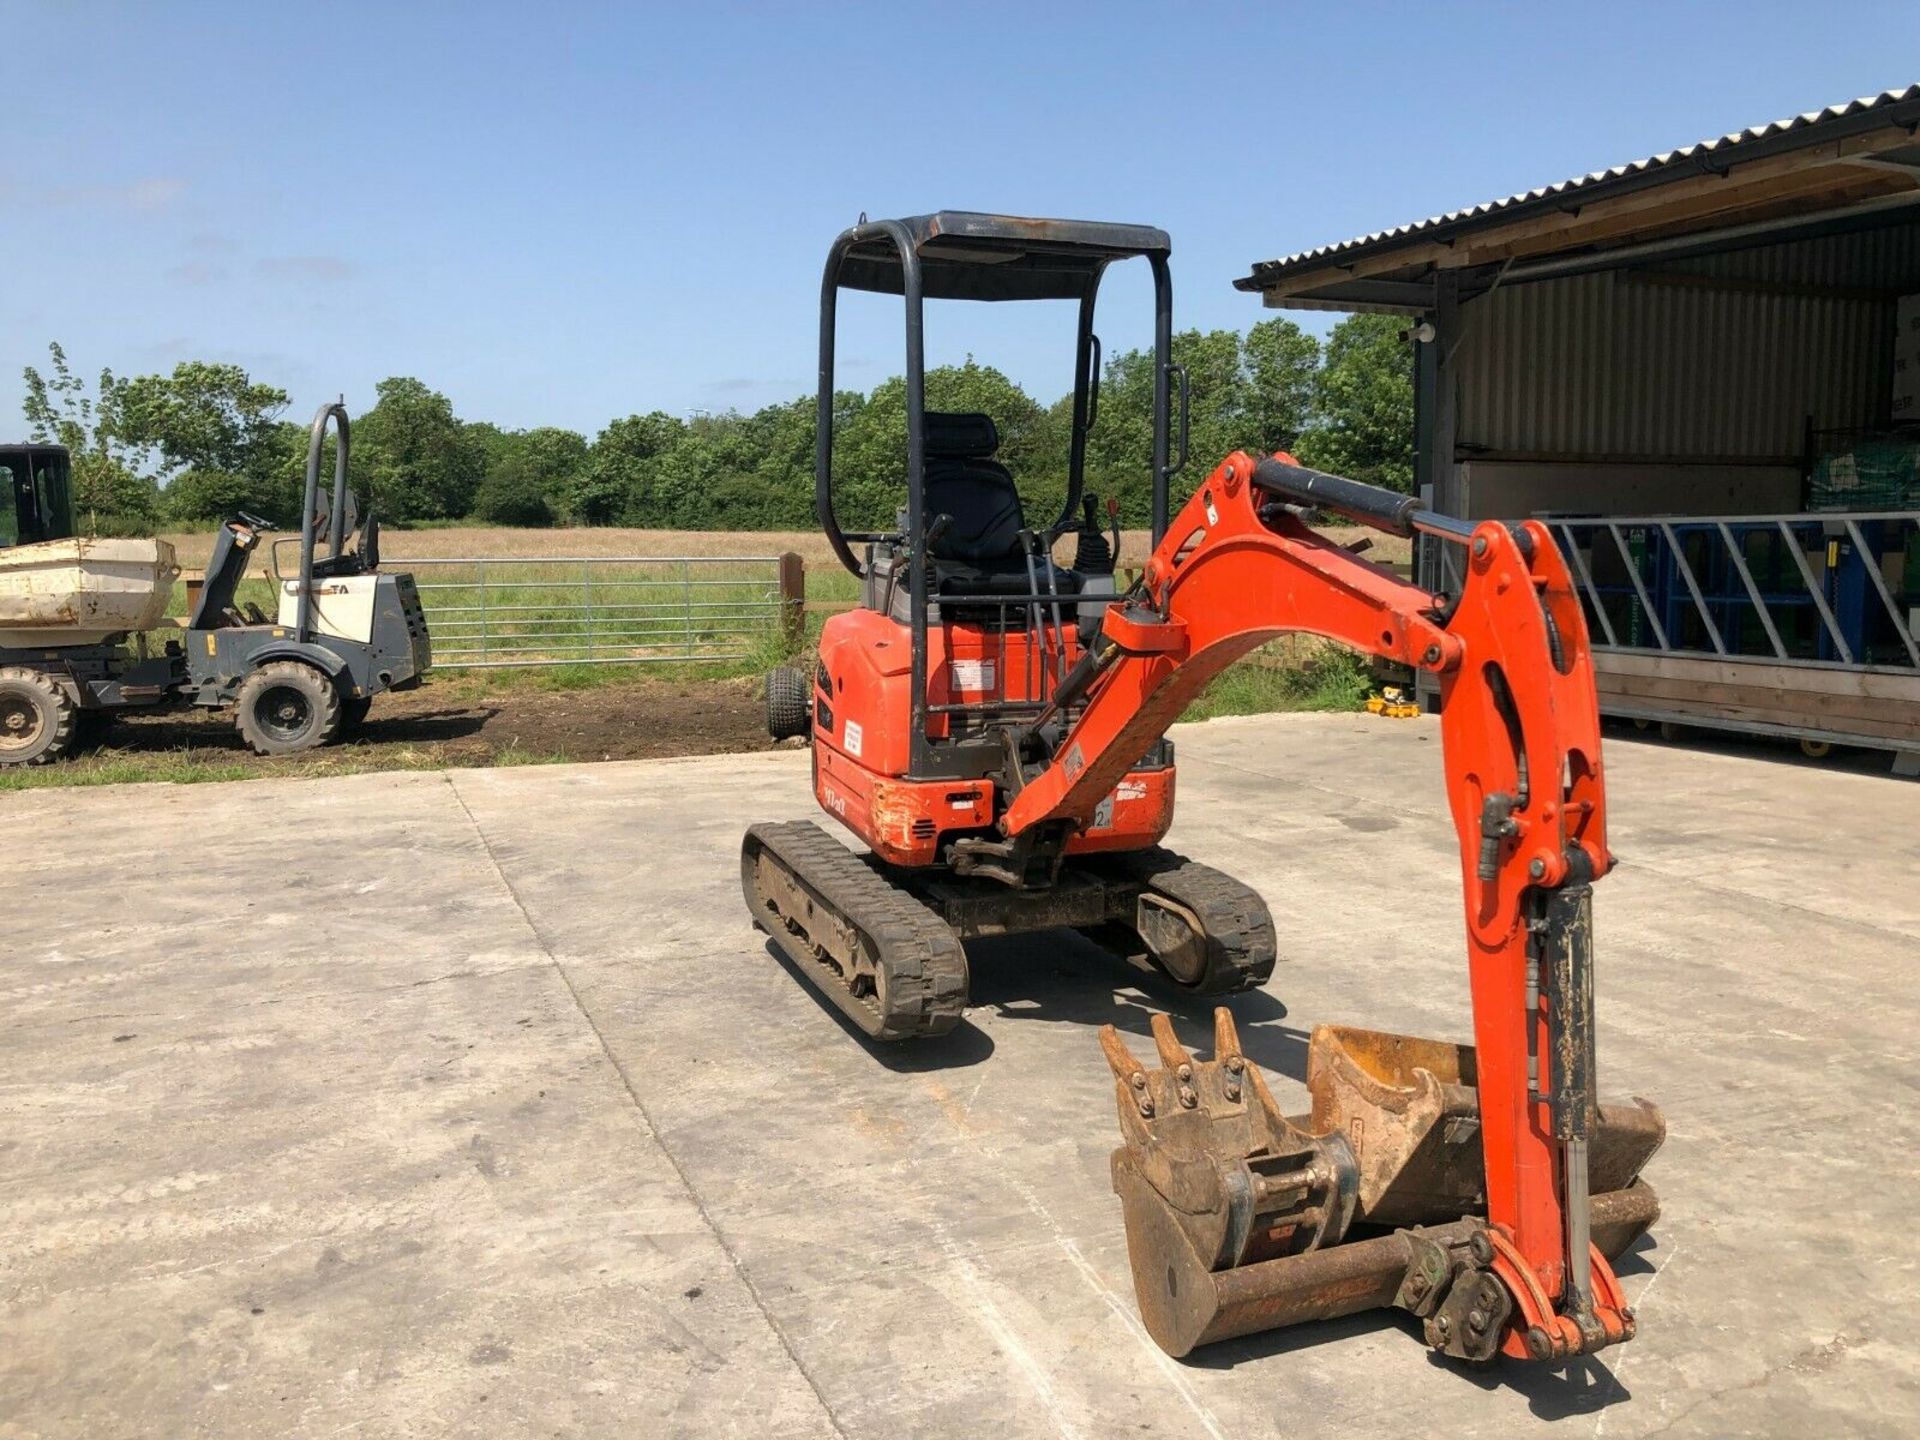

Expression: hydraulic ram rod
xmin=1251 ymin=455 xmax=1475 ymax=543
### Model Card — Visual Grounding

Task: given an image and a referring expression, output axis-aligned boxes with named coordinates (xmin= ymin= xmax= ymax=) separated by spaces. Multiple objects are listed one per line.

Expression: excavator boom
xmin=1078 ymin=453 xmax=1661 ymax=1363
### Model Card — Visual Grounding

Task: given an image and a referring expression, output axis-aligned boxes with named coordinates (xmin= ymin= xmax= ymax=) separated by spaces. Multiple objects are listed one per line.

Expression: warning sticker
xmin=952 ymin=659 xmax=996 ymax=692
xmin=843 ymin=719 xmax=864 ymax=758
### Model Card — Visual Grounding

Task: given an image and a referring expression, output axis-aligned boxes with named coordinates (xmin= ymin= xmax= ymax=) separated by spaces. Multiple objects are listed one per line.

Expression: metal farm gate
xmin=406 ymin=553 xmax=804 ymax=669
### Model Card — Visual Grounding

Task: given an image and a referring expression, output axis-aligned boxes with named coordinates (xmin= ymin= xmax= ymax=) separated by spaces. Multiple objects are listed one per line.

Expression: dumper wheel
xmin=0 ymin=667 xmax=78 ymax=767
xmin=339 ymin=695 xmax=373 ymax=734
xmin=235 ymin=661 xmax=342 ymax=756
xmin=766 ymin=666 xmax=811 ymax=740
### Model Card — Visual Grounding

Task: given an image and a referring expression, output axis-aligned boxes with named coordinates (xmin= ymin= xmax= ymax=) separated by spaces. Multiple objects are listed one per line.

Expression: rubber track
xmin=1109 ymin=847 xmax=1278 ymax=995
xmin=742 ymin=821 xmax=969 ymax=1040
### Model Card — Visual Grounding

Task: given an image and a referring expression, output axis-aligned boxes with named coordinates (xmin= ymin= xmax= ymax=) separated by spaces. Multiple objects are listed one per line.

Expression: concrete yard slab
xmin=4 ymin=714 xmax=1917 ymax=1438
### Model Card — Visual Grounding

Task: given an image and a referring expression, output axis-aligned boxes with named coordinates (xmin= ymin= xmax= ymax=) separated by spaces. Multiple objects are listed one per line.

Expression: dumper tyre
xmin=0 ymin=667 xmax=78 ymax=767
xmin=235 ymin=660 xmax=342 ymax=755
xmin=766 ymin=666 xmax=811 ymax=740
xmin=339 ymin=694 xmax=373 ymax=734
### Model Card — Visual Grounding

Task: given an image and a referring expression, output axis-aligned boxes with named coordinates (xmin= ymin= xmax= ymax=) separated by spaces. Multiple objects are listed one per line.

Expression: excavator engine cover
xmin=1103 ymin=1011 xmax=1664 ymax=1359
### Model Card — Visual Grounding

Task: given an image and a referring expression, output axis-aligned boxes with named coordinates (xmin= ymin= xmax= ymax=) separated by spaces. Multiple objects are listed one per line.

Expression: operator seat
xmin=923 ymin=411 xmax=1080 ymax=597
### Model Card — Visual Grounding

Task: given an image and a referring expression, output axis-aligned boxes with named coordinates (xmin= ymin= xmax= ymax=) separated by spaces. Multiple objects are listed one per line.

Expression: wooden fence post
xmin=778 ymin=551 xmax=805 ymax=646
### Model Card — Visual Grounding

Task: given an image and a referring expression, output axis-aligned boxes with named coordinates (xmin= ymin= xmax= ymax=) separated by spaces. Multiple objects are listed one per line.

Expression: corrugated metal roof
xmin=1240 ymin=84 xmax=1920 ymax=288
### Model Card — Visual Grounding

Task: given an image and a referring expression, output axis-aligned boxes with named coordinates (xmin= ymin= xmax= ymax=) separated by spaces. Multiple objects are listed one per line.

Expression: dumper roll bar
xmin=294 ymin=401 xmax=351 ymax=644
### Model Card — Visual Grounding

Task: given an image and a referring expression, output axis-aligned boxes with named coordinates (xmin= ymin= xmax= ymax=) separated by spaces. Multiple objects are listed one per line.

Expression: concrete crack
xmin=442 ymin=773 xmax=849 ymax=1438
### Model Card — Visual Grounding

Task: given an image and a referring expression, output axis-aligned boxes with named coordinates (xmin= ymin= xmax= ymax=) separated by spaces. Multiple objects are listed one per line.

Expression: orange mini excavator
xmin=743 ymin=214 xmax=1663 ymax=1368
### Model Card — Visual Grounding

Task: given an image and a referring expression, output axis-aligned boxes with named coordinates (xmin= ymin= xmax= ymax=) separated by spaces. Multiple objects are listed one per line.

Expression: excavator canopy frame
xmin=815 ymin=213 xmax=1181 ymax=781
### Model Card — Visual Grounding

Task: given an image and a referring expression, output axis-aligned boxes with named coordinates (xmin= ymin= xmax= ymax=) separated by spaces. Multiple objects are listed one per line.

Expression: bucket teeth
xmin=1103 ymin=1009 xmax=1362 ymax=1354
xmin=1212 ymin=1007 xmax=1241 ymax=1061
xmin=1102 ymin=1009 xmax=1332 ymax=1214
xmin=1099 ymin=1025 xmax=1151 ymax=1098
xmin=1150 ymin=1013 xmax=1193 ymax=1074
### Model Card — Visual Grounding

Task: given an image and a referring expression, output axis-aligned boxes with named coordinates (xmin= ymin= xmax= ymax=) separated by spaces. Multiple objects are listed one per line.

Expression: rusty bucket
xmin=1102 ymin=1012 xmax=1665 ymax=1357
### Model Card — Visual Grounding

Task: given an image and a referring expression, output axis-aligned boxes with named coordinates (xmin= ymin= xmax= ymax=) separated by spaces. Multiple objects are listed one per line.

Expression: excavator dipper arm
xmin=1040 ymin=453 xmax=1659 ymax=1363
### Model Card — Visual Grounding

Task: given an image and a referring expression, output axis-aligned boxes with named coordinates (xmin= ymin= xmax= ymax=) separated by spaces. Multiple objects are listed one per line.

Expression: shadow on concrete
xmin=1437 ymin=1348 xmax=1632 ymax=1421
xmin=963 ymin=929 xmax=1313 ymax=1082
xmin=1185 ymin=1307 xmax=1411 ymax=1369
xmin=759 ymin=939 xmax=998 ymax=1073
xmin=1196 ymin=1306 xmax=1634 ymax=1419
xmin=757 ymin=924 xmax=1316 ymax=1080
xmin=1611 ymin=1229 xmax=1660 ymax=1279
xmin=1604 ymin=716 xmax=1911 ymax=780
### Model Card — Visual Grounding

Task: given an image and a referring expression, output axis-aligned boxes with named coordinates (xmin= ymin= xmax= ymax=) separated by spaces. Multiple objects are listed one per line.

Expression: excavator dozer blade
xmin=1103 ymin=1011 xmax=1665 ymax=1358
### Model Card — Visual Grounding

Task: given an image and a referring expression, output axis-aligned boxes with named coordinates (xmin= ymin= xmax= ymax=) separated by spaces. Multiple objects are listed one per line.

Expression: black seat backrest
xmin=186 ymin=521 xmax=259 ymax=630
xmin=923 ymin=411 xmax=1025 ymax=565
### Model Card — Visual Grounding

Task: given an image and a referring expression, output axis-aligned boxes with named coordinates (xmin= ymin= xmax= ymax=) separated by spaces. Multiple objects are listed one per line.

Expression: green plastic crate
xmin=1809 ymin=437 xmax=1920 ymax=511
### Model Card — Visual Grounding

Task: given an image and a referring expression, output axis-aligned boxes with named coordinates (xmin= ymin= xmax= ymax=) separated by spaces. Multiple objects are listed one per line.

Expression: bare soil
xmin=90 ymin=675 xmax=783 ymax=778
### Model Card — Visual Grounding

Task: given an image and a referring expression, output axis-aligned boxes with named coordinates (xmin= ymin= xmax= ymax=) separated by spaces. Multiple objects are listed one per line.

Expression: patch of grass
xmin=491 ymin=741 xmax=572 ymax=768
xmin=1182 ymin=641 xmax=1373 ymax=722
xmin=0 ymin=754 xmax=262 ymax=790
xmin=0 ymin=742 xmax=568 ymax=791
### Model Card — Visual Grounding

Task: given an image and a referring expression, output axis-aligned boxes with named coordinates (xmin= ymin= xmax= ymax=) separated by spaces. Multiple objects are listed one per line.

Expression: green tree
xmin=68 ymin=452 xmax=161 ymax=532
xmin=715 ymin=396 xmax=817 ymax=529
xmin=472 ymin=456 xmax=557 ymax=526
xmin=1086 ymin=329 xmax=1248 ymax=524
xmin=20 ymin=342 xmax=159 ymax=532
xmin=586 ymin=410 xmax=685 ymax=525
xmin=115 ymin=360 xmax=297 ymax=525
xmin=163 ymin=468 xmax=274 ymax=525
xmin=353 ymin=377 xmax=484 ymax=522
xmin=1241 ymin=317 xmax=1320 ymax=456
xmin=468 ymin=424 xmax=587 ymax=525
xmin=1294 ymin=314 xmax=1414 ymax=492
xmin=118 ymin=362 xmax=288 ymax=474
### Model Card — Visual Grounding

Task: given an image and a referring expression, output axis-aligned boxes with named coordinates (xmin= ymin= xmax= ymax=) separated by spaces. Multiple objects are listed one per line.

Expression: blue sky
xmin=3 ymin=2 xmax=1915 ymax=437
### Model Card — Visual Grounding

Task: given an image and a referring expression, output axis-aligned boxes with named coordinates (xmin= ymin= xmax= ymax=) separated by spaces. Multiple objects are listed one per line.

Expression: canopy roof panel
xmin=837 ymin=212 xmax=1171 ymax=301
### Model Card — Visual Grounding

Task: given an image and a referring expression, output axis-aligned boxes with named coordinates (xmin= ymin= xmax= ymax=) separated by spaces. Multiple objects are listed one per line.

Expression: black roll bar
xmin=816 ymin=219 xmax=933 ymax=770
xmin=1149 ymin=252 xmax=1175 ymax=544
xmin=297 ymin=400 xmax=350 ymax=644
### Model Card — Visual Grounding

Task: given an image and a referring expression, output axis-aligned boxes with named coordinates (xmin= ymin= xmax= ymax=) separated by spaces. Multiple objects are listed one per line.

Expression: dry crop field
xmin=158 ymin=524 xmax=1412 ymax=589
